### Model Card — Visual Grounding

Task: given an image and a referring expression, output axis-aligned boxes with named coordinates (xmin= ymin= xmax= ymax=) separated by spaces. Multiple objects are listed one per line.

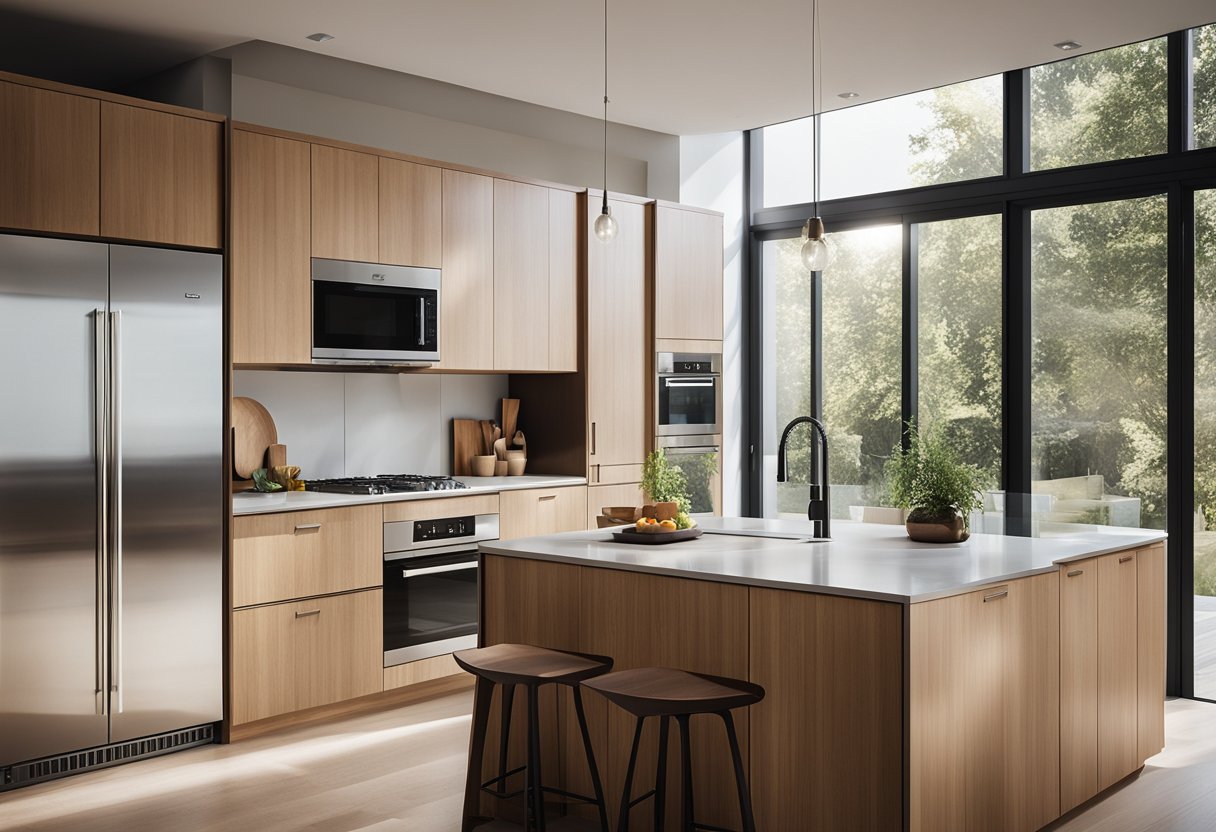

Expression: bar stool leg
xmin=617 ymin=716 xmax=646 ymax=832
xmin=526 ymin=684 xmax=547 ymax=832
xmin=571 ymin=686 xmax=610 ymax=831
xmin=497 ymin=683 xmax=516 ymax=793
xmin=720 ymin=710 xmax=757 ymax=832
xmin=653 ymin=715 xmax=670 ymax=829
xmin=676 ymin=714 xmax=695 ymax=832
xmin=462 ymin=676 xmax=494 ymax=832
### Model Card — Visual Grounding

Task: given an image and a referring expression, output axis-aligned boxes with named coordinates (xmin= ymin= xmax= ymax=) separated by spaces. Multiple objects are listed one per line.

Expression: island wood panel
xmin=498 ymin=486 xmax=588 ymax=541
xmin=750 ymin=588 xmax=903 ymax=832
xmin=1060 ymin=558 xmax=1100 ymax=813
xmin=378 ymin=157 xmax=442 ymax=268
xmin=100 ymin=102 xmax=222 ymax=248
xmin=311 ymin=143 xmax=378 ymax=262
xmin=493 ymin=179 xmax=550 ymax=371
xmin=231 ymin=504 xmax=382 ymax=608
xmin=548 ymin=188 xmax=578 ymax=372
xmin=1097 ymin=550 xmax=1139 ymax=791
xmin=578 ymin=568 xmax=749 ymax=832
xmin=438 ymin=169 xmax=494 ymax=370
xmin=653 ymin=205 xmax=723 ymax=342
xmin=0 ymin=80 xmax=99 ymax=236
xmin=231 ymin=129 xmax=312 ymax=365
xmin=586 ymin=197 xmax=648 ymax=469
xmin=1137 ymin=544 xmax=1167 ymax=763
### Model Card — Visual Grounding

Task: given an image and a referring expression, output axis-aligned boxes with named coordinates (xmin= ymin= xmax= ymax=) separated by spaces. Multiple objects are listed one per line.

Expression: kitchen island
xmin=477 ymin=518 xmax=1166 ymax=832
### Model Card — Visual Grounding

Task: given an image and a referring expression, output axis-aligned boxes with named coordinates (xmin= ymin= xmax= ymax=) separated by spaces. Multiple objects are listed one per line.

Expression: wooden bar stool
xmin=454 ymin=643 xmax=614 ymax=832
xmin=581 ymin=667 xmax=765 ymax=832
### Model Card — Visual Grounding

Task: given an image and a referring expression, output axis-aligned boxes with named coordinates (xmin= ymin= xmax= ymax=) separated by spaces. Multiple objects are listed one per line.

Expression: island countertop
xmin=479 ymin=516 xmax=1166 ymax=603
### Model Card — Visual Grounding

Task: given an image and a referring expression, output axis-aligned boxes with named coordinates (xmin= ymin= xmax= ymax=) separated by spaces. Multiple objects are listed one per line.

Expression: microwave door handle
xmin=402 ymin=561 xmax=478 ymax=578
xmin=417 ymin=298 xmax=426 ymax=346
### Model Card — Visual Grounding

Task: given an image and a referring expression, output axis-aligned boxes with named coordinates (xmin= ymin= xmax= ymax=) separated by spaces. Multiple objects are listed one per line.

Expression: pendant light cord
xmin=602 ymin=0 xmax=610 ymax=214
xmin=812 ymin=0 xmax=821 ymax=220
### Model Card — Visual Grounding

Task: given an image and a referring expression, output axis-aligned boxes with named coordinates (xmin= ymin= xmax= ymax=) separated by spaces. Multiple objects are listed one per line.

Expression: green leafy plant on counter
xmin=884 ymin=420 xmax=988 ymax=527
xmin=251 ymin=468 xmax=283 ymax=493
xmin=641 ymin=449 xmax=694 ymax=529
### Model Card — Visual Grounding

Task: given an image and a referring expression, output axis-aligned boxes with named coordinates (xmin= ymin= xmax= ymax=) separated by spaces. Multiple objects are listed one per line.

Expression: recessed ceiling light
xmin=837 ymin=92 xmax=860 ymax=99
xmin=306 ymin=33 xmax=335 ymax=43
xmin=1054 ymin=40 xmax=1082 ymax=51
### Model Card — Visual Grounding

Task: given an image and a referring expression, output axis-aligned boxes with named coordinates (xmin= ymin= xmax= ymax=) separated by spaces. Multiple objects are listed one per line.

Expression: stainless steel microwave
xmin=311 ymin=258 xmax=440 ymax=366
xmin=656 ymin=351 xmax=722 ymax=436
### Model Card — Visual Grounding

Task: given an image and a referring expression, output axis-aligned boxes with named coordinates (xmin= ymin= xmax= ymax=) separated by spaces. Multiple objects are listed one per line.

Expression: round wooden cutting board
xmin=232 ymin=396 xmax=278 ymax=479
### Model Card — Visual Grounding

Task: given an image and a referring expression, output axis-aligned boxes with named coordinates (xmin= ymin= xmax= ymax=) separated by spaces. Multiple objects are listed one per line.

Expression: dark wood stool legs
xmin=720 ymin=711 xmax=757 ymax=832
xmin=572 ymin=686 xmax=611 ymax=831
xmin=463 ymin=677 xmax=495 ymax=832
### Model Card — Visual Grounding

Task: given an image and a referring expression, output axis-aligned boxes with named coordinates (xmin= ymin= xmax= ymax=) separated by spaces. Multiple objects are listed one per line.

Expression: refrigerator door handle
xmin=109 ymin=309 xmax=124 ymax=714
xmin=94 ymin=308 xmax=109 ymax=717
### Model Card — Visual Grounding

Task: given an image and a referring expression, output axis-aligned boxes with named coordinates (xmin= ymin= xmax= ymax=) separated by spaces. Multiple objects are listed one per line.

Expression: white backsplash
xmin=233 ymin=371 xmax=509 ymax=478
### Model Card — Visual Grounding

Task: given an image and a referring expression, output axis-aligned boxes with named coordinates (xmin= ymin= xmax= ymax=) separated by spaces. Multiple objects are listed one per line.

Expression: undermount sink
xmin=700 ymin=528 xmax=829 ymax=544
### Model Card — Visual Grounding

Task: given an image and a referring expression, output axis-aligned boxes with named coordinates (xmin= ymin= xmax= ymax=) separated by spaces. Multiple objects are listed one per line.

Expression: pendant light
xmin=801 ymin=0 xmax=832 ymax=271
xmin=593 ymin=0 xmax=619 ymax=242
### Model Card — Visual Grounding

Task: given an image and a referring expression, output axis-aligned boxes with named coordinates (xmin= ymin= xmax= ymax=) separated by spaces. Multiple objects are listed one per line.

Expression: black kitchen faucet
xmin=776 ymin=416 xmax=831 ymax=539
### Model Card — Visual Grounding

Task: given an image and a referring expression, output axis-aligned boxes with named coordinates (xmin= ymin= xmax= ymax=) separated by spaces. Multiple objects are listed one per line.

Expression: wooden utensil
xmin=513 ymin=431 xmax=527 ymax=455
xmin=452 ymin=419 xmax=481 ymax=476
xmin=479 ymin=421 xmax=497 ymax=456
xmin=501 ymin=398 xmax=520 ymax=447
xmin=493 ymin=437 xmax=508 ymax=461
xmin=232 ymin=397 xmax=278 ymax=479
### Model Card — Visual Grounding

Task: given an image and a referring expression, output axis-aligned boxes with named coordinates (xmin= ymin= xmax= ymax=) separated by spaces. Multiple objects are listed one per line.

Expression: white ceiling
xmin=2 ymin=0 xmax=1214 ymax=135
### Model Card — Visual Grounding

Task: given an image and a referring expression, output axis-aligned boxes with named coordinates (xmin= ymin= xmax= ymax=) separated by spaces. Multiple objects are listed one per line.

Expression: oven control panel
xmin=672 ymin=360 xmax=713 ymax=373
xmin=413 ymin=515 xmax=474 ymax=543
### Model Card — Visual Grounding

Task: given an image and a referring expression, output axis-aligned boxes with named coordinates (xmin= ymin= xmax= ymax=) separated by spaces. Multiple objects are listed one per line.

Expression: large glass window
xmin=820 ymin=76 xmax=1002 ymax=200
xmin=757 ymin=116 xmax=815 ymax=208
xmin=1195 ymin=188 xmax=1216 ymax=699
xmin=1030 ymin=195 xmax=1168 ymax=530
xmin=1193 ymin=24 xmax=1216 ymax=149
xmin=915 ymin=215 xmax=1003 ymax=476
xmin=1030 ymin=38 xmax=1168 ymax=170
xmin=765 ymin=237 xmax=813 ymax=517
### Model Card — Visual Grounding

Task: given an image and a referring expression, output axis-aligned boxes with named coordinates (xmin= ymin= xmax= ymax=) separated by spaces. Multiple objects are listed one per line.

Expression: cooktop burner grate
xmin=304 ymin=475 xmax=470 ymax=495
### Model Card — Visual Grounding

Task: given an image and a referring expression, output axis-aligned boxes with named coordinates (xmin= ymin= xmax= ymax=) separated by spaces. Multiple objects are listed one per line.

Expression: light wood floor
xmin=2 ymin=693 xmax=1215 ymax=831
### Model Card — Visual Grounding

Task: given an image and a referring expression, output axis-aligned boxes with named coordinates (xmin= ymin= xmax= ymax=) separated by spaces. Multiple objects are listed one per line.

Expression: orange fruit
xmin=659 ymin=520 xmax=677 ymax=530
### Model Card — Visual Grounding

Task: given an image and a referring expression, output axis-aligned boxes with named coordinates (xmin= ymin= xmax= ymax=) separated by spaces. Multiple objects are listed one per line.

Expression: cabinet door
xmin=549 ymin=189 xmax=578 ymax=372
xmin=1097 ymin=550 xmax=1139 ymax=790
xmin=586 ymin=482 xmax=644 ymax=529
xmin=231 ymin=130 xmax=311 ymax=364
xmin=231 ymin=601 xmax=300 ymax=724
xmin=1060 ymin=558 xmax=1099 ymax=813
xmin=493 ymin=179 xmax=550 ymax=371
xmin=0 ymin=81 xmax=99 ymax=236
xmin=1137 ymin=544 xmax=1166 ymax=763
xmin=438 ymin=169 xmax=494 ymax=370
xmin=499 ymin=486 xmax=587 ymax=540
xmin=100 ymin=103 xmax=222 ymax=248
xmin=294 ymin=589 xmax=383 ymax=712
xmin=654 ymin=205 xmax=723 ymax=342
xmin=379 ymin=158 xmax=442 ymax=267
xmin=311 ymin=144 xmax=377 ymax=262
xmin=587 ymin=196 xmax=647 ymax=468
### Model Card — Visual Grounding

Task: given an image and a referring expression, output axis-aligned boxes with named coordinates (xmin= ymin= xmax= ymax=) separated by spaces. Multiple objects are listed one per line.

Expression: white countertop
xmin=479 ymin=516 xmax=1167 ymax=603
xmin=232 ymin=475 xmax=588 ymax=516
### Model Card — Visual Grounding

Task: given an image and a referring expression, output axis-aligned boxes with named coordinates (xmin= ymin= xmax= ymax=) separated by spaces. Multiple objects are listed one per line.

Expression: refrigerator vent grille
xmin=1 ymin=724 xmax=216 ymax=791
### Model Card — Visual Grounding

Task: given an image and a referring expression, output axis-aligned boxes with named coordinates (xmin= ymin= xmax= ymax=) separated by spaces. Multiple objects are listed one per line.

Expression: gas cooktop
xmin=304 ymin=475 xmax=470 ymax=495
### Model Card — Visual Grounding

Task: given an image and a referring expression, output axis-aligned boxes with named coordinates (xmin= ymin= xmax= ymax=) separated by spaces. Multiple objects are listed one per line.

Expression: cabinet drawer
xmin=499 ymin=486 xmax=587 ymax=540
xmin=232 ymin=505 xmax=382 ymax=607
xmin=231 ymin=589 xmax=383 ymax=725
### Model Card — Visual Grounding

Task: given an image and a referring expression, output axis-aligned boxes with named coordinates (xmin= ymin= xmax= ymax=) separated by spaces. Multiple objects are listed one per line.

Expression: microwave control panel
xmin=414 ymin=515 xmax=474 ymax=543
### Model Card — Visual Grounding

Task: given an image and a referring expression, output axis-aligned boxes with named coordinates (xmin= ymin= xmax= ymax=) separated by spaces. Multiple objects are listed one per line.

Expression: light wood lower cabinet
xmin=1137 ymin=544 xmax=1167 ymax=762
xmin=231 ymin=588 xmax=382 ymax=725
xmin=498 ymin=486 xmax=587 ymax=540
xmin=1060 ymin=558 xmax=1100 ymax=813
xmin=1097 ymin=550 xmax=1139 ymax=791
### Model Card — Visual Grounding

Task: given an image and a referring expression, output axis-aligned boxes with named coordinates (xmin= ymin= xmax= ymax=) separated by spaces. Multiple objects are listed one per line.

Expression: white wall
xmin=233 ymin=371 xmax=508 ymax=479
xmin=678 ymin=132 xmax=746 ymax=516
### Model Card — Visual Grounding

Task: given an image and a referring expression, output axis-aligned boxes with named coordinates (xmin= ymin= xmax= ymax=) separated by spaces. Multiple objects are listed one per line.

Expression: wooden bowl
xmin=602 ymin=506 xmax=641 ymax=522
xmin=471 ymin=455 xmax=496 ymax=477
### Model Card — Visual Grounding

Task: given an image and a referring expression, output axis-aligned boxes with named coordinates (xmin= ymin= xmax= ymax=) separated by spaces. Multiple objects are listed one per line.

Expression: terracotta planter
xmin=905 ymin=508 xmax=969 ymax=543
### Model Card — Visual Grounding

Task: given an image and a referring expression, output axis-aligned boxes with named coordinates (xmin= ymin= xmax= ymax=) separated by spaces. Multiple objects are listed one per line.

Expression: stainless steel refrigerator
xmin=0 ymin=234 xmax=223 ymax=787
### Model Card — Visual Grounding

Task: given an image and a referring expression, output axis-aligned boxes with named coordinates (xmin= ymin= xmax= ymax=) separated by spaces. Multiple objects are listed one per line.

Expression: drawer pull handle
xmin=294 ymin=523 xmax=322 ymax=533
xmin=1119 ymin=554 xmax=1134 ymax=564
xmin=983 ymin=589 xmax=1009 ymax=602
xmin=1067 ymin=569 xmax=1084 ymax=577
xmin=295 ymin=609 xmax=321 ymax=619
xmin=539 ymin=495 xmax=557 ymax=502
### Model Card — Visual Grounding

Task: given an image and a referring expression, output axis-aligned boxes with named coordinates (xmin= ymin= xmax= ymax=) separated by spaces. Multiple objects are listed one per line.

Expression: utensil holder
xmin=472 ymin=455 xmax=496 ymax=477
xmin=507 ymin=457 xmax=527 ymax=476
xmin=494 ymin=460 xmax=508 ymax=476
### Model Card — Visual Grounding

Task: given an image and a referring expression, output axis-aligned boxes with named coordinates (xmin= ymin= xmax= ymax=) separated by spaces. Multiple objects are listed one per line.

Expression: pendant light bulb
xmin=801 ymin=217 xmax=832 ymax=271
xmin=594 ymin=203 xmax=618 ymax=242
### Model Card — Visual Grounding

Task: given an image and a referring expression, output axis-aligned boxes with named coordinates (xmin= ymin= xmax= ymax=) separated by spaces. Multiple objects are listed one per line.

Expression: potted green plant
xmin=641 ymin=449 xmax=695 ymax=530
xmin=884 ymin=421 xmax=988 ymax=543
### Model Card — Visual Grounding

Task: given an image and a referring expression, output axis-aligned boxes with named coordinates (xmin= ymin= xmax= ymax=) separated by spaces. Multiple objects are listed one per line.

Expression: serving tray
xmin=611 ymin=526 xmax=704 ymax=545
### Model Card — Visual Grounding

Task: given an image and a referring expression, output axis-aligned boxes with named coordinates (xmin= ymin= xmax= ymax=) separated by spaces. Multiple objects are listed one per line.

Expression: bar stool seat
xmin=583 ymin=667 xmax=765 ymax=832
xmin=455 ymin=643 xmax=613 ymax=832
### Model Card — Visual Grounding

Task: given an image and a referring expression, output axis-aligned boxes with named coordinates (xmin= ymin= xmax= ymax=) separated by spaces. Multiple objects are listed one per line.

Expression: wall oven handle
xmin=660 ymin=445 xmax=721 ymax=455
xmin=402 ymin=561 xmax=478 ymax=579
xmin=663 ymin=379 xmax=715 ymax=387
xmin=417 ymin=297 xmax=426 ymax=346
xmin=94 ymin=308 xmax=108 ymax=717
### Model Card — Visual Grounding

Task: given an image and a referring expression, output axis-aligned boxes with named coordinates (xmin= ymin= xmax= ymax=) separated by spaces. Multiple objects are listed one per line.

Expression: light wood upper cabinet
xmin=100 ymin=102 xmax=222 ymax=248
xmin=654 ymin=205 xmax=723 ymax=342
xmin=499 ymin=486 xmax=587 ymax=540
xmin=493 ymin=179 xmax=550 ymax=372
xmin=1097 ymin=550 xmax=1139 ymax=791
xmin=438 ymin=169 xmax=494 ymax=371
xmin=587 ymin=196 xmax=648 ymax=469
xmin=1137 ymin=544 xmax=1166 ymax=762
xmin=311 ymin=144 xmax=377 ymax=262
xmin=0 ymin=80 xmax=99 ymax=236
xmin=378 ymin=157 xmax=442 ymax=268
xmin=548 ymin=189 xmax=578 ymax=372
xmin=231 ymin=129 xmax=312 ymax=365
xmin=1059 ymin=558 xmax=1099 ymax=813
